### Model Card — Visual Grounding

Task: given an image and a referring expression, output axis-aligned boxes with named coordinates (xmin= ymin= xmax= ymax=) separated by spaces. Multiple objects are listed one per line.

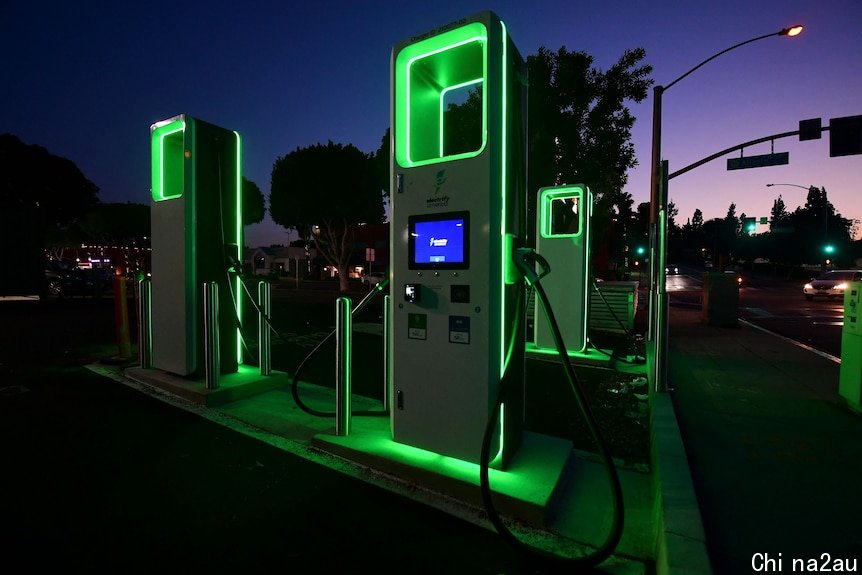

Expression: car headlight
xmin=804 ymin=283 xmax=813 ymax=290
xmin=835 ymin=282 xmax=847 ymax=291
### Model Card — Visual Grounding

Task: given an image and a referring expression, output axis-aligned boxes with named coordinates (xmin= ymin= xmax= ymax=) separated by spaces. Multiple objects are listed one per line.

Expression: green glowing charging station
xmin=839 ymin=281 xmax=862 ymax=413
xmin=533 ymin=185 xmax=593 ymax=353
xmin=390 ymin=11 xmax=528 ymax=466
xmin=150 ymin=115 xmax=243 ymax=376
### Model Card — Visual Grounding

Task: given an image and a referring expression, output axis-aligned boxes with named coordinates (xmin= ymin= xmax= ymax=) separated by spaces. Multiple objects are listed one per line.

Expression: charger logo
xmin=434 ymin=170 xmax=447 ymax=194
xmin=429 ymin=237 xmax=448 ymax=247
xmin=427 ymin=169 xmax=451 ymax=207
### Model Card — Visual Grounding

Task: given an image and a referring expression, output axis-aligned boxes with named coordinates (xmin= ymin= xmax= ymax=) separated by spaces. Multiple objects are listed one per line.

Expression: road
xmin=664 ymin=265 xmax=844 ymax=359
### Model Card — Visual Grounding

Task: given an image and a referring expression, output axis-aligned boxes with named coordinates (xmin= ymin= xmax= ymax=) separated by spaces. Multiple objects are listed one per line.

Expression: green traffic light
xmin=824 ymin=244 xmax=835 ymax=254
xmin=636 ymin=246 xmax=645 ymax=255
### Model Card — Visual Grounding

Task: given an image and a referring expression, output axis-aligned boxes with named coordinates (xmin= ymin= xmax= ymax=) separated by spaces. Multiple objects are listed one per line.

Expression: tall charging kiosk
xmin=533 ymin=185 xmax=593 ymax=353
xmin=150 ymin=115 xmax=243 ymax=376
xmin=390 ymin=11 xmax=528 ymax=466
xmin=839 ymin=281 xmax=862 ymax=412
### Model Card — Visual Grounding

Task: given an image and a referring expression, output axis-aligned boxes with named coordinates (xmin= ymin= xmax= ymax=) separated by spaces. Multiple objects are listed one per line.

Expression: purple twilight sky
xmin=2 ymin=0 xmax=860 ymax=247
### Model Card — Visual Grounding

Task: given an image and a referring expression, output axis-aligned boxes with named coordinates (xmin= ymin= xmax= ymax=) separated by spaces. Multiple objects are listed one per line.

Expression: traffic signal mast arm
xmin=668 ymin=125 xmax=830 ymax=181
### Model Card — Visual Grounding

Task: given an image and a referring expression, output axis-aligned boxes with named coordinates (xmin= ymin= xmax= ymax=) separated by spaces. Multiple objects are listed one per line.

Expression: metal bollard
xmin=382 ymin=294 xmax=390 ymax=412
xmin=203 ymin=282 xmax=220 ymax=390
xmin=258 ymin=281 xmax=272 ymax=376
xmin=335 ymin=297 xmax=352 ymax=436
xmin=137 ymin=278 xmax=152 ymax=368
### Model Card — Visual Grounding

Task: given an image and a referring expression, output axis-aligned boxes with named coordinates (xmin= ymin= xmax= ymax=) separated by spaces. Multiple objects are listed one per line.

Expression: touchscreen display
xmin=409 ymin=212 xmax=469 ymax=269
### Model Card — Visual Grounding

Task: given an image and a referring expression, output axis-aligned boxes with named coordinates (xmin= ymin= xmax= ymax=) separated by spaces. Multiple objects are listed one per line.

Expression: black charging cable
xmin=289 ymin=276 xmax=391 ymax=418
xmin=479 ymin=248 xmax=625 ymax=568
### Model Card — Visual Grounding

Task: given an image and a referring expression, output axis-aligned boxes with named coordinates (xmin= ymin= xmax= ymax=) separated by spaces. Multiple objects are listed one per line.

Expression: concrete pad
xmin=313 ymin=421 xmax=572 ymax=528
xmin=124 ymin=365 xmax=285 ymax=406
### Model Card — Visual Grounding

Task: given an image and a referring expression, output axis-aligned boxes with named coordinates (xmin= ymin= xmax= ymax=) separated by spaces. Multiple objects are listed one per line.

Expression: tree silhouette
xmin=242 ymin=177 xmax=265 ymax=226
xmin=270 ymin=141 xmax=384 ymax=291
xmin=526 ymin=46 xmax=652 ymax=273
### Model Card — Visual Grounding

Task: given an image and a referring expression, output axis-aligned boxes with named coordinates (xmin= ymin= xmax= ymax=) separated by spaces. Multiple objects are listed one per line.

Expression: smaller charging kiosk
xmin=839 ymin=281 xmax=862 ymax=412
xmin=150 ymin=115 xmax=242 ymax=377
xmin=533 ymin=185 xmax=593 ymax=353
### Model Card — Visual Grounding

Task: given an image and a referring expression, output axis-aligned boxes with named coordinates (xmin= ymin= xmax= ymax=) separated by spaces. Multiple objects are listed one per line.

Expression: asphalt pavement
xmin=0 ymin=298 xmax=545 ymax=573
xmin=6 ymin=279 xmax=859 ymax=575
xmin=667 ymin=302 xmax=862 ymax=574
xmin=0 ymin=296 xmax=645 ymax=574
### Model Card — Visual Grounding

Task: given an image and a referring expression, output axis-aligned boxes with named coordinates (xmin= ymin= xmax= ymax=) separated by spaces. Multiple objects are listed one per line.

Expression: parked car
xmin=361 ymin=271 xmax=386 ymax=287
xmin=803 ymin=269 xmax=862 ymax=300
xmin=44 ymin=261 xmax=112 ymax=298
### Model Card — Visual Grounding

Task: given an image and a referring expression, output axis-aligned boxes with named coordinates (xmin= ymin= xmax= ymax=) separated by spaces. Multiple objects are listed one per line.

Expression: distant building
xmin=251 ymin=246 xmax=317 ymax=277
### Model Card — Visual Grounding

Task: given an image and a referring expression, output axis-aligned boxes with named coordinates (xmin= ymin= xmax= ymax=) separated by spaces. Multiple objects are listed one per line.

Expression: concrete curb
xmin=652 ymin=392 xmax=713 ymax=575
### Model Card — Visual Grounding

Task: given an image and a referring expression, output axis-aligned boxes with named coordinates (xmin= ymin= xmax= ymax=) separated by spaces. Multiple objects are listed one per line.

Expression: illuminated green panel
xmin=394 ymin=22 xmax=487 ymax=166
xmin=151 ymin=119 xmax=185 ymax=201
xmin=540 ymin=186 xmax=587 ymax=238
xmin=233 ymin=130 xmax=243 ymax=364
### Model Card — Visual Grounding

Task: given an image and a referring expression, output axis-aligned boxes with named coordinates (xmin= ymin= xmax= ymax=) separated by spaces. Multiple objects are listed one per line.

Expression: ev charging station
xmin=389 ymin=11 xmax=528 ymax=466
xmin=149 ymin=115 xmax=243 ymax=377
xmin=839 ymin=281 xmax=862 ymax=412
xmin=533 ymin=185 xmax=593 ymax=354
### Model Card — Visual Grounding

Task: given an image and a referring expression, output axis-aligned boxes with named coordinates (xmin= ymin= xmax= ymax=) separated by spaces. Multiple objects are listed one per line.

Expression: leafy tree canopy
xmin=0 ymin=133 xmax=99 ymax=228
xmin=242 ymin=176 xmax=265 ymax=226
xmin=269 ymin=141 xmax=384 ymax=290
xmin=526 ymin=46 xmax=652 ymax=273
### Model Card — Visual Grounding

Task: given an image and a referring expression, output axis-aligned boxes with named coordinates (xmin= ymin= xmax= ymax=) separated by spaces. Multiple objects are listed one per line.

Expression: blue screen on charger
xmin=413 ymin=217 xmax=465 ymax=265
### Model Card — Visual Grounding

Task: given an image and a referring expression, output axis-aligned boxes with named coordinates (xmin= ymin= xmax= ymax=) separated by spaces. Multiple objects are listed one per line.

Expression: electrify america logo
xmin=426 ymin=169 xmax=450 ymax=208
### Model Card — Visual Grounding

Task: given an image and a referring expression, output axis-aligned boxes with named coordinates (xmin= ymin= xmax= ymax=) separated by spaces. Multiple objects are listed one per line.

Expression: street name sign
xmin=727 ymin=152 xmax=789 ymax=171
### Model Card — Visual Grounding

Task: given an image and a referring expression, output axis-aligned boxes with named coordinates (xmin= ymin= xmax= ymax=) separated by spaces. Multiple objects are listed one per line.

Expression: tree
xmin=373 ymin=128 xmax=390 ymax=199
xmin=691 ymin=208 xmax=704 ymax=230
xmin=0 ymin=134 xmax=99 ymax=294
xmin=666 ymin=200 xmax=679 ymax=231
xmin=0 ymin=133 xmax=99 ymax=229
xmin=270 ymin=141 xmax=384 ymax=291
xmin=242 ymin=177 xmax=265 ymax=226
xmin=526 ymin=46 xmax=652 ymax=274
xmin=782 ymin=186 xmax=853 ymax=265
xmin=770 ymin=195 xmax=789 ymax=231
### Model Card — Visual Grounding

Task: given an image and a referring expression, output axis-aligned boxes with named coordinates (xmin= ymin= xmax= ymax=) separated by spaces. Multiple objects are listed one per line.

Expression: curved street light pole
xmin=648 ymin=25 xmax=803 ymax=393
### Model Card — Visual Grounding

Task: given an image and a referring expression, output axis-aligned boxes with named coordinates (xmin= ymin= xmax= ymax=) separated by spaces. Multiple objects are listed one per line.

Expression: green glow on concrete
xmin=439 ymin=77 xmax=484 ymax=157
xmin=355 ymin=434 xmax=512 ymax=484
xmin=394 ymin=22 xmax=488 ymax=167
xmin=233 ymin=130 xmax=243 ymax=364
xmin=151 ymin=119 xmax=185 ymax=201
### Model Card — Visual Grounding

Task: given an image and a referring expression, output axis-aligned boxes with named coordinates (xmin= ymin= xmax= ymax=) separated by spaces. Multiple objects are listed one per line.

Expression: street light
xmin=766 ymin=182 xmax=828 ymax=268
xmin=648 ymin=25 xmax=803 ymax=393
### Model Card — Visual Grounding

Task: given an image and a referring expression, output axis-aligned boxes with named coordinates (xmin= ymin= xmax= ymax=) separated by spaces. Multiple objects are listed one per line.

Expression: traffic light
xmin=824 ymin=244 xmax=835 ymax=255
xmin=743 ymin=217 xmax=756 ymax=234
xmin=636 ymin=246 xmax=646 ymax=256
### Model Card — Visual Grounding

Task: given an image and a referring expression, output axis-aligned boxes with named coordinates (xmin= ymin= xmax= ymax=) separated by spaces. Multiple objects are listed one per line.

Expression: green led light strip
xmin=151 ymin=119 xmax=185 ymax=202
xmin=233 ymin=130 xmax=243 ymax=364
xmin=394 ymin=22 xmax=488 ymax=167
xmin=499 ymin=20 xmax=508 ymax=379
xmin=539 ymin=187 xmax=586 ymax=239
xmin=498 ymin=20 xmax=509 ymax=457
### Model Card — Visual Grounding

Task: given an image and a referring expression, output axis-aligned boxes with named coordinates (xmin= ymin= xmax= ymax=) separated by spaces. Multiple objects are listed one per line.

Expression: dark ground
xmin=0 ymin=287 xmax=649 ymax=573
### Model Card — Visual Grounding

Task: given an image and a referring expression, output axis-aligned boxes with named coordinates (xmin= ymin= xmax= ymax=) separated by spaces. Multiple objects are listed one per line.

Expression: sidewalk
xmin=667 ymin=304 xmax=862 ymax=574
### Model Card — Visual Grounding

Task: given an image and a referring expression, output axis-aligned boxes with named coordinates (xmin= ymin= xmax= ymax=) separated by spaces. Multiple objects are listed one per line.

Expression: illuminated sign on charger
xmin=429 ymin=237 xmax=449 ymax=247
